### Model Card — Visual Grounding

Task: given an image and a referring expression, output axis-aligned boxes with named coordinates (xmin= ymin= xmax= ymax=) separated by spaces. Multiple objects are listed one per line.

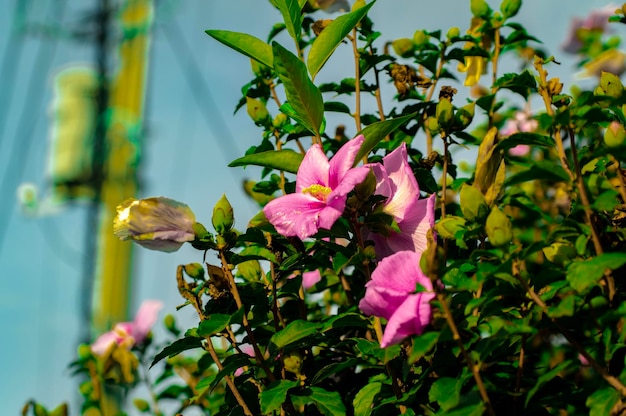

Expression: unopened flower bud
xmin=470 ymin=0 xmax=490 ymax=18
xmin=485 ymin=207 xmax=513 ymax=247
xmin=283 ymin=351 xmax=304 ymax=375
xmin=77 ymin=343 xmax=93 ymax=360
xmin=426 ymin=116 xmax=440 ymax=135
xmin=250 ymin=59 xmax=270 ymax=77
xmin=542 ymin=241 xmax=577 ymax=266
xmin=600 ymin=71 xmax=624 ymax=98
xmin=446 ymin=27 xmax=461 ymax=39
xmin=460 ymin=184 xmax=489 ymax=222
xmin=604 ymin=121 xmax=626 ymax=148
xmin=351 ymin=0 xmax=366 ymax=11
xmin=454 ymin=102 xmax=475 ymax=130
xmin=79 ymin=381 xmax=93 ymax=397
xmin=163 ymin=314 xmax=177 ymax=333
xmin=184 ymin=263 xmax=205 ymax=280
xmin=246 ymin=97 xmax=270 ymax=124
xmin=413 ymin=30 xmax=429 ymax=47
xmin=273 ymin=113 xmax=288 ymax=129
xmin=500 ymin=0 xmax=521 ymax=18
xmin=392 ymin=38 xmax=415 ymax=57
xmin=49 ymin=404 xmax=68 ymax=416
xmin=133 ymin=398 xmax=151 ymax=412
xmin=435 ymin=216 xmax=467 ymax=239
xmin=212 ymin=194 xmax=234 ymax=234
xmin=33 ymin=403 xmax=48 ymax=416
xmin=436 ymin=97 xmax=454 ymax=128
xmin=237 ymin=259 xmax=263 ymax=282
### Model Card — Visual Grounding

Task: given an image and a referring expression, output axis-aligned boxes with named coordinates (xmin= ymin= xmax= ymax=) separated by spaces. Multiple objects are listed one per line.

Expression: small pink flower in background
xmin=288 ymin=269 xmax=322 ymax=290
xmin=91 ymin=300 xmax=163 ymax=356
xmin=359 ymin=251 xmax=435 ymax=347
xmin=365 ymin=143 xmax=436 ymax=259
xmin=114 ymin=197 xmax=196 ymax=252
xmin=500 ymin=111 xmax=537 ymax=157
xmin=264 ymin=135 xmax=369 ymax=240
xmin=562 ymin=5 xmax=617 ymax=53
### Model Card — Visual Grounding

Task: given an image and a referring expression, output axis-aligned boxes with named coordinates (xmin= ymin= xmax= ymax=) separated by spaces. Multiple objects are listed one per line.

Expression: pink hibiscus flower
xmin=263 ymin=135 xmax=369 ymax=240
xmin=359 ymin=250 xmax=435 ymax=347
xmin=365 ymin=143 xmax=436 ymax=259
xmin=91 ymin=300 xmax=163 ymax=356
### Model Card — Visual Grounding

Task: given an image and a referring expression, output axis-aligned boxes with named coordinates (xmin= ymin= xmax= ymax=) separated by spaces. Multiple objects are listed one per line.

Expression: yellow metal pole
xmin=92 ymin=1 xmax=152 ymax=414
xmin=93 ymin=0 xmax=152 ymax=335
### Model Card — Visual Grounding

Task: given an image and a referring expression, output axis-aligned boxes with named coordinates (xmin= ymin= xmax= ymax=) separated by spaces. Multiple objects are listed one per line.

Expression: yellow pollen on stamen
xmin=302 ymin=184 xmax=332 ymax=202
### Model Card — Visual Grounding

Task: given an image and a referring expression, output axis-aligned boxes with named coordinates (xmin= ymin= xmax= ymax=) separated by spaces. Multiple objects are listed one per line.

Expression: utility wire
xmin=157 ymin=18 xmax=242 ymax=165
xmin=0 ymin=0 xmax=67 ymax=256
xmin=0 ymin=0 xmax=30 ymax=149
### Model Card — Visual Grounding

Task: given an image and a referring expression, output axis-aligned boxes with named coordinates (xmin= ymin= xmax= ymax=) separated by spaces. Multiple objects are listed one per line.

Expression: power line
xmin=157 ymin=18 xmax=242 ymax=165
xmin=0 ymin=0 xmax=67 ymax=256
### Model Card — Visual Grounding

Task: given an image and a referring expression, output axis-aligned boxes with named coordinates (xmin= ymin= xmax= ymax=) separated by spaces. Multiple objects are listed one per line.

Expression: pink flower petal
xmin=131 ymin=300 xmax=163 ymax=344
xmin=328 ymin=135 xmax=365 ymax=189
xmin=295 ymin=144 xmax=330 ymax=193
xmin=380 ymin=291 xmax=435 ymax=348
xmin=378 ymin=144 xmax=420 ymax=222
xmin=264 ymin=193 xmax=331 ymax=239
xmin=302 ymin=270 xmax=322 ymax=290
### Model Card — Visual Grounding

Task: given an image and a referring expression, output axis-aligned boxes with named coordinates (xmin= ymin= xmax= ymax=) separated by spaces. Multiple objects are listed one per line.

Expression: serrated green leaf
xmin=270 ymin=320 xmax=321 ymax=350
xmin=354 ymin=113 xmax=417 ymax=163
xmin=229 ymin=149 xmax=303 ymax=174
xmin=587 ymin=387 xmax=620 ymax=416
xmin=567 ymin=253 xmax=626 ymax=294
xmin=205 ymin=30 xmax=273 ymax=68
xmin=307 ymin=1 xmax=376 ymax=80
xmin=275 ymin=0 xmax=303 ymax=44
xmin=260 ymin=380 xmax=299 ymax=414
xmin=150 ymin=336 xmax=203 ymax=368
xmin=197 ymin=314 xmax=231 ymax=337
xmin=273 ymin=42 xmax=324 ymax=136
xmin=493 ymin=70 xmax=537 ymax=99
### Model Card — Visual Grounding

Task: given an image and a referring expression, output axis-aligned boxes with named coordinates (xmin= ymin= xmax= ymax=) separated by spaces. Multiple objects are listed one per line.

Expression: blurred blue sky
xmin=0 ymin=0 xmax=618 ymax=413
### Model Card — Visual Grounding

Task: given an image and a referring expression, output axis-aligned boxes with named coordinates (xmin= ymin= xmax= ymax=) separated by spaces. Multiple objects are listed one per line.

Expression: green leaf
xmin=150 ymin=336 xmax=203 ymax=368
xmin=197 ymin=314 xmax=231 ymax=337
xmin=493 ymin=70 xmax=537 ymax=99
xmin=409 ymin=331 xmax=439 ymax=363
xmin=229 ymin=149 xmax=303 ymax=174
xmin=353 ymin=382 xmax=382 ymax=416
xmin=273 ymin=42 xmax=324 ymax=136
xmin=567 ymin=253 xmax=626 ymax=294
xmin=275 ymin=0 xmax=303 ymax=44
xmin=497 ymin=132 xmax=555 ymax=151
xmin=322 ymin=312 xmax=368 ymax=331
xmin=307 ymin=1 xmax=376 ymax=80
xmin=270 ymin=320 xmax=321 ymax=351
xmin=354 ymin=113 xmax=417 ymax=163
xmin=232 ymin=245 xmax=278 ymax=264
xmin=324 ymin=101 xmax=352 ymax=114
xmin=311 ymin=358 xmax=359 ymax=385
xmin=429 ymin=377 xmax=463 ymax=411
xmin=292 ymin=387 xmax=347 ymax=416
xmin=587 ymin=387 xmax=620 ymax=416
xmin=260 ymin=380 xmax=299 ymax=414
xmin=205 ymin=30 xmax=273 ymax=68
xmin=525 ymin=361 xmax=571 ymax=407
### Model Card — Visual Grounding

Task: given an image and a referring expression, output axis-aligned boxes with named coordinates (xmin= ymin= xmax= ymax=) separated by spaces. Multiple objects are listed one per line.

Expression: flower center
xmin=302 ymin=184 xmax=331 ymax=202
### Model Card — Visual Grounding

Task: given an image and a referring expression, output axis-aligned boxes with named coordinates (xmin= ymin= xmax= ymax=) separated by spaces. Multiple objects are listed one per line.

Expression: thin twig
xmin=351 ymin=29 xmax=362 ymax=135
xmin=218 ymin=251 xmax=276 ymax=381
xmin=512 ymin=258 xmax=626 ymax=396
